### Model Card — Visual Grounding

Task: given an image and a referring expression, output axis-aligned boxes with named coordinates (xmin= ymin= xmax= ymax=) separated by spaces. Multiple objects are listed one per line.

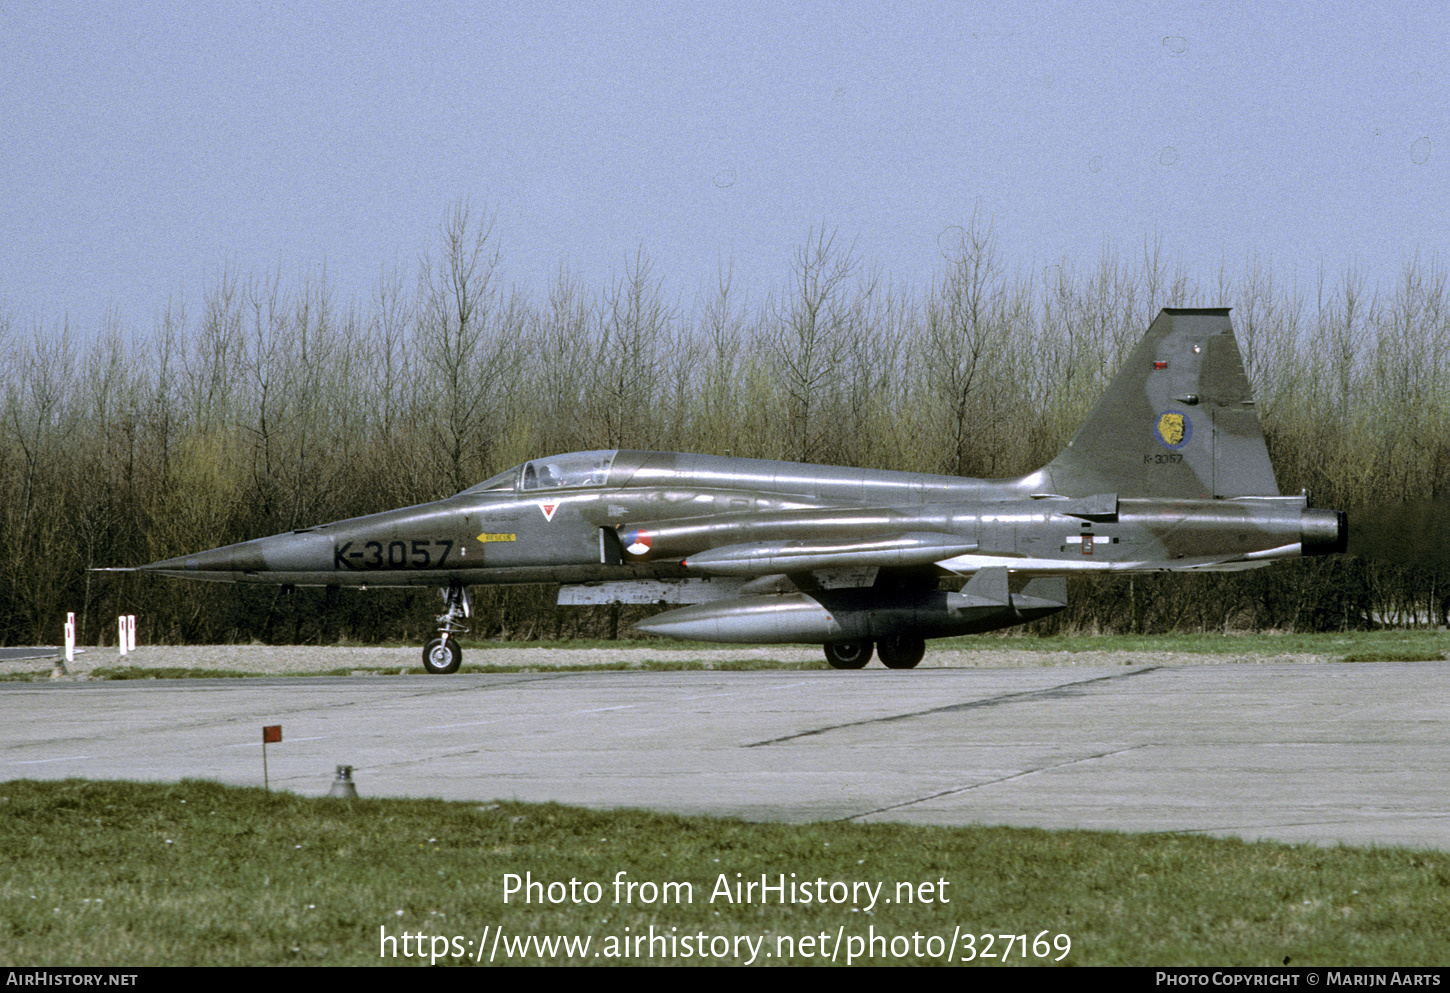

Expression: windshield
xmin=459 ymin=468 xmax=518 ymax=495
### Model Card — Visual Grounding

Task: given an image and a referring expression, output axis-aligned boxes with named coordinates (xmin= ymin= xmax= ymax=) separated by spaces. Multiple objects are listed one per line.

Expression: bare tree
xmin=591 ymin=246 xmax=676 ymax=449
xmin=417 ymin=200 xmax=510 ymax=494
xmin=926 ymin=211 xmax=1007 ymax=476
xmin=771 ymin=225 xmax=861 ymax=463
xmin=689 ymin=261 xmax=747 ymax=453
xmin=185 ymin=267 xmax=243 ymax=432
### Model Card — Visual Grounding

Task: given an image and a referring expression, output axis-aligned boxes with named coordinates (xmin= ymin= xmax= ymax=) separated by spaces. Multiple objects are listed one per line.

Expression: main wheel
xmin=878 ymin=634 xmax=926 ymax=669
xmin=422 ymin=637 xmax=463 ymax=674
xmin=824 ymin=640 xmax=873 ymax=670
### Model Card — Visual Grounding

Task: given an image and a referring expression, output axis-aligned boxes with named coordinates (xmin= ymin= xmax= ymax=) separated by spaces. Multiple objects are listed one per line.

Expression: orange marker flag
xmin=262 ymin=725 xmax=282 ymax=789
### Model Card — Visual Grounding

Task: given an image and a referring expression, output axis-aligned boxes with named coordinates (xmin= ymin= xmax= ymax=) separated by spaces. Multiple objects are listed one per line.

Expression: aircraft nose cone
xmin=140 ymin=532 xmax=333 ymax=578
xmin=139 ymin=546 xmax=261 ymax=575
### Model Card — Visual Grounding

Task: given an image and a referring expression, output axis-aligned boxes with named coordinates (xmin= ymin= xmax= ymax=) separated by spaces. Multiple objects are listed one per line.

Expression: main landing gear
xmin=823 ymin=634 xmax=926 ymax=670
xmin=422 ymin=583 xmax=470 ymax=674
xmin=878 ymin=634 xmax=926 ymax=669
xmin=824 ymin=640 xmax=873 ymax=669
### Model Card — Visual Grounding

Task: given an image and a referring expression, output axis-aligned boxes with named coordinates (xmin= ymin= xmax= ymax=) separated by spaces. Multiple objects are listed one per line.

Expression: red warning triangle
xmin=539 ymin=502 xmax=558 ymax=522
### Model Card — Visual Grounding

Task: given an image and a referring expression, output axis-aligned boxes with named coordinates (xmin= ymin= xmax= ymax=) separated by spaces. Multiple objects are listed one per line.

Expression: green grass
xmin=89 ymin=630 xmax=1450 ymax=654
xmin=934 ymin=629 xmax=1450 ymax=657
xmin=2 ymin=779 xmax=1448 ymax=966
xmin=1338 ymin=650 xmax=1446 ymax=663
xmin=88 ymin=666 xmax=267 ymax=680
xmin=4 ymin=631 xmax=1442 ymax=682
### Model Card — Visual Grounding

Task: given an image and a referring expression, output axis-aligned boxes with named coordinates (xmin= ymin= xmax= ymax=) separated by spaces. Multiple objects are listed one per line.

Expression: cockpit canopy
xmin=521 ymin=450 xmax=617 ymax=490
xmin=461 ymin=450 xmax=619 ymax=495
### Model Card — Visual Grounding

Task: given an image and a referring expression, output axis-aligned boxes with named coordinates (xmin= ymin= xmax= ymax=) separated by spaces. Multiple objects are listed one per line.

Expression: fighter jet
xmin=119 ymin=308 xmax=1346 ymax=672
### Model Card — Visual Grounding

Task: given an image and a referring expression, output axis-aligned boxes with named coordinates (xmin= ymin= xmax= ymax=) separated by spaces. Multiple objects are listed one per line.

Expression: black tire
xmin=878 ymin=634 xmax=926 ymax=669
xmin=422 ymin=637 xmax=462 ymax=674
xmin=824 ymin=640 xmax=873 ymax=669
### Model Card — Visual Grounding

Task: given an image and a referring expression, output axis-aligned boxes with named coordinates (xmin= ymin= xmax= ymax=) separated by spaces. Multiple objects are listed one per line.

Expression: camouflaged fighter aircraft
xmin=121 ymin=308 xmax=1346 ymax=673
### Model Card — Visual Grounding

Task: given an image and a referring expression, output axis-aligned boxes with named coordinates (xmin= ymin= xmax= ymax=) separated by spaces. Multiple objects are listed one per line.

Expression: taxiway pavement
xmin=4 ymin=662 xmax=1447 ymax=850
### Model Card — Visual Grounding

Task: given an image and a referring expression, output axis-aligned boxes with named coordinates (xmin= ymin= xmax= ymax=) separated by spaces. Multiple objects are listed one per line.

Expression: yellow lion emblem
xmin=1156 ymin=412 xmax=1185 ymax=446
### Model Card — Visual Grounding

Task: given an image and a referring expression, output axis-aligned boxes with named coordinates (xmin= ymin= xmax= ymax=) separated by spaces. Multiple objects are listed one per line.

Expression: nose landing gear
xmin=422 ymin=583 xmax=471 ymax=674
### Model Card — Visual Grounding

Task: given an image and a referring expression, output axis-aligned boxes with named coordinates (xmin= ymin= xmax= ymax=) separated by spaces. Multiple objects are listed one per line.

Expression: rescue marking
xmin=539 ymin=503 xmax=559 ymax=522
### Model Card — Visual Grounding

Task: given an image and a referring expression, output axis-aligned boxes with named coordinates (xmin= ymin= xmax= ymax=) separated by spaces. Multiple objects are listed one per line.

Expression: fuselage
xmin=139 ymin=448 xmax=1346 ymax=588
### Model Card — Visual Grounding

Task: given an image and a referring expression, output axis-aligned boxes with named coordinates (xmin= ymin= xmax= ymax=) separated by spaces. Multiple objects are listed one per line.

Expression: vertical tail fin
xmin=1041 ymin=308 xmax=1280 ymax=499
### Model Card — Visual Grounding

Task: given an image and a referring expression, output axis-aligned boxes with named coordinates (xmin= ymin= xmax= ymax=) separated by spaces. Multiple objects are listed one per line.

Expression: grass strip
xmin=8 ymin=632 xmax=1445 ymax=682
xmin=1338 ymin=651 xmax=1446 ymax=663
xmin=2 ymin=779 xmax=1447 ymax=966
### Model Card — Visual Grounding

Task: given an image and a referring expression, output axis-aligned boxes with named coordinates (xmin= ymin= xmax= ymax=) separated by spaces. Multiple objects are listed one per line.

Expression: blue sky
xmin=4 ymin=1 xmax=1447 ymax=329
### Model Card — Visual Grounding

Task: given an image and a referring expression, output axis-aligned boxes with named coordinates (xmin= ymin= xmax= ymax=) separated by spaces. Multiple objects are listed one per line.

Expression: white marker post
xmin=59 ymin=612 xmax=75 ymax=677
xmin=118 ymin=615 xmax=128 ymax=656
xmin=126 ymin=615 xmax=137 ymax=653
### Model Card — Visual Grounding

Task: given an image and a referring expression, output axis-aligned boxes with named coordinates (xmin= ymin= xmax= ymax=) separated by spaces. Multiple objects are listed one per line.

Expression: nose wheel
xmin=423 ymin=583 xmax=471 ymax=674
xmin=422 ymin=637 xmax=463 ymax=674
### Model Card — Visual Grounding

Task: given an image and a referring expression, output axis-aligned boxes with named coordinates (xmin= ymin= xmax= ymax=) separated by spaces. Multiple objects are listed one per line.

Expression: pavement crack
xmin=745 ymin=666 xmax=1162 ymax=746
xmin=841 ymin=746 xmax=1146 ymax=821
xmin=0 ymin=672 xmax=577 ymax=753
